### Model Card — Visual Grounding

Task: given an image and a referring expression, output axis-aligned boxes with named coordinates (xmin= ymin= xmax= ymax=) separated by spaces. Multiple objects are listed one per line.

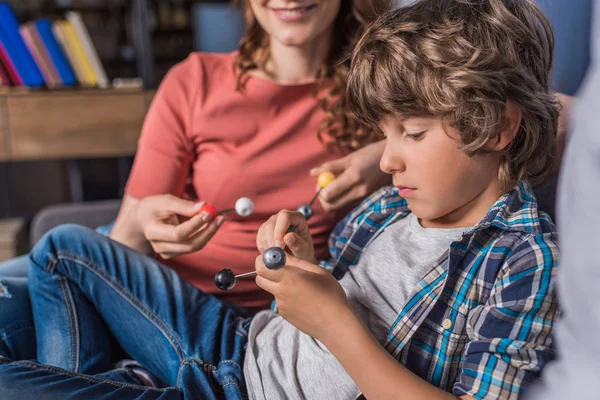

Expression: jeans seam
xmin=178 ymin=358 xmax=248 ymax=399
xmin=218 ymin=359 xmax=243 ymax=371
xmin=178 ymin=358 xmax=217 ymax=390
xmin=58 ymin=276 xmax=80 ymax=372
xmin=222 ymin=378 xmax=248 ymax=399
xmin=0 ymin=356 xmax=182 ymax=392
xmin=44 ymin=253 xmax=59 ymax=274
xmin=55 ymin=251 xmax=185 ymax=361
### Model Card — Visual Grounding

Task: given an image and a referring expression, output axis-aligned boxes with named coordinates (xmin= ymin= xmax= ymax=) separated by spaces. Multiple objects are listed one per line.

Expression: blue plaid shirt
xmin=319 ymin=181 xmax=560 ymax=399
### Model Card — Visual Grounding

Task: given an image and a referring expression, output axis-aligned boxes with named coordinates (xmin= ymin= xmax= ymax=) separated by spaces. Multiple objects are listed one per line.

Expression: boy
xmin=251 ymin=0 xmax=559 ymax=399
xmin=0 ymin=1 xmax=559 ymax=399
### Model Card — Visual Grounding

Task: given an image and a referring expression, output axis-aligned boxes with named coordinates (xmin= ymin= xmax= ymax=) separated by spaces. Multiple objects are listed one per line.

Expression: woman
xmin=0 ymin=0 xmax=390 ymax=397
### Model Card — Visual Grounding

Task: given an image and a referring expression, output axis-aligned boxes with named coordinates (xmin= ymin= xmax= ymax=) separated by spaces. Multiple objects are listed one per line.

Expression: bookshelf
xmin=0 ymin=0 xmax=241 ymax=220
xmin=3 ymin=0 xmax=235 ymax=89
xmin=0 ymin=88 xmax=155 ymax=161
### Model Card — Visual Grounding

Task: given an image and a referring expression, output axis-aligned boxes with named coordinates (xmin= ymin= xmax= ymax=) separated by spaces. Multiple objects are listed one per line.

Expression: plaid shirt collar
xmin=328 ymin=180 xmax=547 ymax=278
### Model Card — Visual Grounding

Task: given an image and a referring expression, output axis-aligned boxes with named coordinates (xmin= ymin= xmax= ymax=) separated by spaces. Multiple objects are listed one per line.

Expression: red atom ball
xmin=198 ymin=204 xmax=218 ymax=219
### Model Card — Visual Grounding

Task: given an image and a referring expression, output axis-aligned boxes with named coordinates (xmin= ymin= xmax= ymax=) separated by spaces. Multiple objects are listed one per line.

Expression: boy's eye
xmin=405 ymin=131 xmax=425 ymax=140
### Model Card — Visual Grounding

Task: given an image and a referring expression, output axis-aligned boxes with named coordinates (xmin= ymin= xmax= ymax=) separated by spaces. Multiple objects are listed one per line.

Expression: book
xmin=65 ymin=11 xmax=109 ymax=88
xmin=0 ymin=40 xmax=21 ymax=85
xmin=52 ymin=20 xmax=87 ymax=86
xmin=35 ymin=19 xmax=77 ymax=87
xmin=56 ymin=19 xmax=97 ymax=86
xmin=20 ymin=22 xmax=60 ymax=87
xmin=0 ymin=56 xmax=11 ymax=85
xmin=0 ymin=3 xmax=44 ymax=87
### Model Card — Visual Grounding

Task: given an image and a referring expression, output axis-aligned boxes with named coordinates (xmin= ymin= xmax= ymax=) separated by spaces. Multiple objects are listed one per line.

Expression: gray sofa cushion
xmin=30 ymin=199 xmax=121 ymax=247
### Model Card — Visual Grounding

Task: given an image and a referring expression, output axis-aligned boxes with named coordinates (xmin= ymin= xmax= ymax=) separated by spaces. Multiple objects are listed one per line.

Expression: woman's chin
xmin=272 ymin=31 xmax=315 ymax=48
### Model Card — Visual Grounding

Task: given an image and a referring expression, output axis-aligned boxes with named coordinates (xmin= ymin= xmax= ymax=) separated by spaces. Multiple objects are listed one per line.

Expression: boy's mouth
xmin=395 ymin=185 xmax=417 ymax=197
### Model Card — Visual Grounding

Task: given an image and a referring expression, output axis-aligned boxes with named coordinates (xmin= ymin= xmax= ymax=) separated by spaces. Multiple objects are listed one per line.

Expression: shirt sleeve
xmin=125 ymin=57 xmax=198 ymax=199
xmin=453 ymin=232 xmax=560 ymax=399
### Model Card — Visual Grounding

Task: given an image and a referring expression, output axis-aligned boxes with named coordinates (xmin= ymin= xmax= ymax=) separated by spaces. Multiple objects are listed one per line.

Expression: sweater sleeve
xmin=125 ymin=56 xmax=199 ymax=199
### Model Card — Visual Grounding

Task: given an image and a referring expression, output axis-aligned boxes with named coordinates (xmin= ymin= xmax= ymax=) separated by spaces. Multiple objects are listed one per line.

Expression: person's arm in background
xmin=528 ymin=2 xmax=600 ymax=398
xmin=553 ymin=92 xmax=575 ymax=174
xmin=109 ymin=59 xmax=223 ymax=258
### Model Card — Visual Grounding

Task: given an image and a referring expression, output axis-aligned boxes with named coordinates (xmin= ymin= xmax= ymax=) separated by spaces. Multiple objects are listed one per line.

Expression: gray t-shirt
xmin=244 ymin=214 xmax=466 ymax=400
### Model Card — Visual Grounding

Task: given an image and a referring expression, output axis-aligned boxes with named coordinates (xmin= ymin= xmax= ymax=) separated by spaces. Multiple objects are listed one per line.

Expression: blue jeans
xmin=0 ymin=223 xmax=115 ymax=361
xmin=0 ymin=225 xmax=252 ymax=399
xmin=0 ymin=229 xmax=142 ymax=374
xmin=0 ymin=256 xmax=35 ymax=361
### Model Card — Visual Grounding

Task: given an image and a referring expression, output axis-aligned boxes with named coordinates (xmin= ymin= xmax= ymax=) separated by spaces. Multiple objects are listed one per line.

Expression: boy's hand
xmin=256 ymin=210 xmax=317 ymax=264
xmin=255 ymin=253 xmax=353 ymax=343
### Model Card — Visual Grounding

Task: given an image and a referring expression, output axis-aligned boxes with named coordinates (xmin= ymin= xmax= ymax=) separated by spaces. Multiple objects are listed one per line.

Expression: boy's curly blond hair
xmin=348 ymin=0 xmax=559 ymax=190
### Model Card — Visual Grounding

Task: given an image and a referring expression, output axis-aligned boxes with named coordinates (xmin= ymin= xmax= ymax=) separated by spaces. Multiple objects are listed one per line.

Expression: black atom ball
xmin=263 ymin=247 xmax=286 ymax=270
xmin=297 ymin=204 xmax=314 ymax=220
xmin=214 ymin=269 xmax=236 ymax=291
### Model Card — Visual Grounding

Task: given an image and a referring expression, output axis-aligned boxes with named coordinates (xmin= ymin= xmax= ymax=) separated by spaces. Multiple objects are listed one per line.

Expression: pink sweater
xmin=126 ymin=52 xmax=346 ymax=309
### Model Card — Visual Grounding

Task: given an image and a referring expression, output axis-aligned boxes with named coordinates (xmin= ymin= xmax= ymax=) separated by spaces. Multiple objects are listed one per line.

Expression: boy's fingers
xmin=274 ymin=211 xmax=302 ymax=247
xmin=264 ymin=217 xmax=276 ymax=249
xmin=273 ymin=213 xmax=291 ymax=248
xmin=255 ymin=275 xmax=278 ymax=295
xmin=277 ymin=211 xmax=310 ymax=240
xmin=284 ymin=254 xmax=322 ymax=273
xmin=284 ymin=233 xmax=309 ymax=257
xmin=256 ymin=227 xmax=269 ymax=253
xmin=255 ymin=254 xmax=284 ymax=282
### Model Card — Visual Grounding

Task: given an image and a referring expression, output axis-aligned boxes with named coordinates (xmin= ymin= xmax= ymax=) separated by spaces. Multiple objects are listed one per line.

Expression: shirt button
xmin=442 ymin=319 xmax=453 ymax=330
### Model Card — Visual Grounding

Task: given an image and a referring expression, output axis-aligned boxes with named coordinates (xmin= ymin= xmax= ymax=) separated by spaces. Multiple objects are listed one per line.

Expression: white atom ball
xmin=235 ymin=197 xmax=254 ymax=217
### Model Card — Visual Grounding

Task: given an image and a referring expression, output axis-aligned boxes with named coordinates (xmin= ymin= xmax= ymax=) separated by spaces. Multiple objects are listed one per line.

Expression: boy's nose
xmin=379 ymin=145 xmax=405 ymax=175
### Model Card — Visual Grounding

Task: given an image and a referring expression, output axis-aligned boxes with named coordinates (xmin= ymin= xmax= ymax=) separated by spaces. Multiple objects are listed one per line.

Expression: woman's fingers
xmin=148 ymin=215 xmax=224 ymax=258
xmin=186 ymin=216 xmax=224 ymax=249
xmin=145 ymin=213 xmax=211 ymax=242
xmin=158 ymin=195 xmax=204 ymax=218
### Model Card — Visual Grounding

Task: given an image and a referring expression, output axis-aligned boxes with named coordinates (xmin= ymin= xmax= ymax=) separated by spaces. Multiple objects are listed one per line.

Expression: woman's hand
xmin=137 ymin=194 xmax=224 ymax=259
xmin=256 ymin=210 xmax=317 ymax=264
xmin=310 ymin=140 xmax=391 ymax=212
xmin=255 ymin=253 xmax=354 ymax=342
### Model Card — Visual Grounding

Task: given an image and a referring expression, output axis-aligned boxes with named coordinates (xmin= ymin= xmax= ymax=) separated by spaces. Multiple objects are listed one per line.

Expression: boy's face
xmin=379 ymin=116 xmax=504 ymax=229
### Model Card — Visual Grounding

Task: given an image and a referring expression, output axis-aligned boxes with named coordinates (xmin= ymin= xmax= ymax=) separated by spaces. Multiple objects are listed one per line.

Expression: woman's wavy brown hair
xmin=233 ymin=0 xmax=391 ymax=152
xmin=348 ymin=0 xmax=560 ymax=190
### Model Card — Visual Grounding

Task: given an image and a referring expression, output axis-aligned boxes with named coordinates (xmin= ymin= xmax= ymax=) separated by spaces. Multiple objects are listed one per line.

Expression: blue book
xmin=35 ymin=19 xmax=77 ymax=86
xmin=0 ymin=2 xmax=45 ymax=87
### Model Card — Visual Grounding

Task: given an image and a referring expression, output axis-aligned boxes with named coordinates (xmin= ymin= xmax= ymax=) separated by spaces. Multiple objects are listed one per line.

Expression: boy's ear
xmin=487 ymin=100 xmax=522 ymax=151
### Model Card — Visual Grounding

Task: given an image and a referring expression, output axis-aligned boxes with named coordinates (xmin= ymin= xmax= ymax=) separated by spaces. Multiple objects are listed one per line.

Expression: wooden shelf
xmin=0 ymin=89 xmax=154 ymax=162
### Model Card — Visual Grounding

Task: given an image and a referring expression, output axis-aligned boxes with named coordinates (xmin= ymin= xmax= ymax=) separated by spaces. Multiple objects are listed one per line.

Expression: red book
xmin=0 ymin=57 xmax=11 ymax=85
xmin=0 ymin=40 xmax=23 ymax=85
